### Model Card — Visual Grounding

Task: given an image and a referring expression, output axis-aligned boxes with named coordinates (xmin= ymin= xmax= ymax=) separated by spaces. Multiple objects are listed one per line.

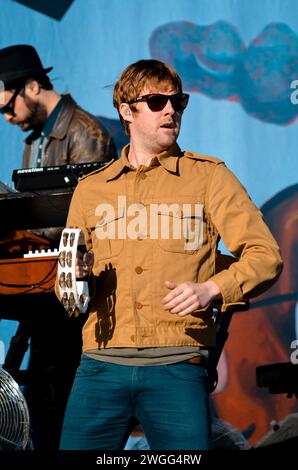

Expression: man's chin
xmin=19 ymin=122 xmax=32 ymax=131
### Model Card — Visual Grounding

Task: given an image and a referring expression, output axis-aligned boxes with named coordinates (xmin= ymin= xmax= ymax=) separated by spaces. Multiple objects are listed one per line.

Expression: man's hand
xmin=161 ymin=280 xmax=221 ymax=316
xmin=76 ymin=250 xmax=94 ymax=278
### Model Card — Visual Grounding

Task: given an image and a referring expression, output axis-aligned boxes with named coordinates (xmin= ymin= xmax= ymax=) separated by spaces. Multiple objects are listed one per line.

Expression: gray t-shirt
xmin=85 ymin=346 xmax=209 ymax=366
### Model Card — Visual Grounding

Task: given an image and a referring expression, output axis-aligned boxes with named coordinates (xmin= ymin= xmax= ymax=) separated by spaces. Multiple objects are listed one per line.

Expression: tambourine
xmin=57 ymin=228 xmax=89 ymax=317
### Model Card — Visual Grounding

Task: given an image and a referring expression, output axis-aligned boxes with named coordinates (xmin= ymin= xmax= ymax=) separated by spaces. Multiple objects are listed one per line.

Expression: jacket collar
xmin=25 ymin=94 xmax=76 ymax=144
xmin=106 ymin=143 xmax=181 ymax=181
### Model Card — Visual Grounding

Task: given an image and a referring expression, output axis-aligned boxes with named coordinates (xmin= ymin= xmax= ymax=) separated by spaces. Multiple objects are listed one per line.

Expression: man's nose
xmin=163 ymin=99 xmax=176 ymax=114
xmin=3 ymin=112 xmax=13 ymax=122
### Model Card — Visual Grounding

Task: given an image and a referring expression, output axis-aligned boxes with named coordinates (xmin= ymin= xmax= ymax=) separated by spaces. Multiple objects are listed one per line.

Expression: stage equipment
xmin=256 ymin=362 xmax=298 ymax=398
xmin=254 ymin=414 xmax=298 ymax=448
xmin=12 ymin=161 xmax=108 ymax=192
xmin=0 ymin=368 xmax=30 ymax=450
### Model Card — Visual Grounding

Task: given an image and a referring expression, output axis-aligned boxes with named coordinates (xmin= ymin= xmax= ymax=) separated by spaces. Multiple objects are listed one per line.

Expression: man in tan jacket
xmin=59 ymin=59 xmax=282 ymax=450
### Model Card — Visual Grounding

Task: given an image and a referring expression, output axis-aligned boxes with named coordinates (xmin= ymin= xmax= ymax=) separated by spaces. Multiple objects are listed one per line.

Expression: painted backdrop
xmin=0 ymin=0 xmax=297 ymax=445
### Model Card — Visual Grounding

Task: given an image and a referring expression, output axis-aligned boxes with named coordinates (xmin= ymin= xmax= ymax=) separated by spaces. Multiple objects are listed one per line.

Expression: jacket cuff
xmin=209 ymin=270 xmax=246 ymax=312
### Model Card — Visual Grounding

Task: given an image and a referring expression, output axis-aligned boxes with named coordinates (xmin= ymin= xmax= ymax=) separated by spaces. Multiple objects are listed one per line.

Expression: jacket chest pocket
xmin=153 ymin=203 xmax=204 ymax=254
xmin=86 ymin=208 xmax=124 ymax=261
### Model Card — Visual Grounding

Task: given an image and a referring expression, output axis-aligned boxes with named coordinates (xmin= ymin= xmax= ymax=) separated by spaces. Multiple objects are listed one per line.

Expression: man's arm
xmin=67 ymin=111 xmax=117 ymax=164
xmin=206 ymin=163 xmax=283 ymax=311
xmin=162 ymin=163 xmax=282 ymax=316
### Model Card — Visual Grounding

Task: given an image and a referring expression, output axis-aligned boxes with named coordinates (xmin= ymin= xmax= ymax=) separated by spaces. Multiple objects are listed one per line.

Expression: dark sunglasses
xmin=127 ymin=93 xmax=189 ymax=112
xmin=0 ymin=87 xmax=22 ymax=116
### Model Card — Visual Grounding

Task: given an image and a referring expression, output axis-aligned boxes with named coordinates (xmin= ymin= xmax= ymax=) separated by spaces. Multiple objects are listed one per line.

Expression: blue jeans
xmin=60 ymin=355 xmax=211 ymax=450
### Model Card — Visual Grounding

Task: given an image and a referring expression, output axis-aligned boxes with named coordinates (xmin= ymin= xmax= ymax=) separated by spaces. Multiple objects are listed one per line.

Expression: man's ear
xmin=25 ymin=79 xmax=41 ymax=97
xmin=119 ymin=103 xmax=132 ymax=122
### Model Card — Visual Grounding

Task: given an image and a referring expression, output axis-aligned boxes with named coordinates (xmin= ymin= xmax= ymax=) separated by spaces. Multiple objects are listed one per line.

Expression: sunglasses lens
xmin=0 ymin=104 xmax=14 ymax=116
xmin=0 ymin=106 xmax=10 ymax=115
xmin=147 ymin=95 xmax=168 ymax=111
xmin=0 ymin=88 xmax=20 ymax=116
xmin=146 ymin=94 xmax=189 ymax=112
xmin=172 ymin=94 xmax=189 ymax=111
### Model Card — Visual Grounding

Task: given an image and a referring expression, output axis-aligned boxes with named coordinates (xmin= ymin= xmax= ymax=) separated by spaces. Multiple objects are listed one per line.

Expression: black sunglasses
xmin=0 ymin=87 xmax=22 ymax=116
xmin=127 ymin=93 xmax=189 ymax=112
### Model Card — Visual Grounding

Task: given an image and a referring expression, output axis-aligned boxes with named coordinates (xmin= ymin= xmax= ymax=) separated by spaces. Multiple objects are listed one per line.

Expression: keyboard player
xmin=0 ymin=44 xmax=115 ymax=449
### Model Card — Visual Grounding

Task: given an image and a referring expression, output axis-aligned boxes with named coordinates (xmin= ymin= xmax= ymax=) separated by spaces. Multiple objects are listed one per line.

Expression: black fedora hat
xmin=0 ymin=44 xmax=53 ymax=84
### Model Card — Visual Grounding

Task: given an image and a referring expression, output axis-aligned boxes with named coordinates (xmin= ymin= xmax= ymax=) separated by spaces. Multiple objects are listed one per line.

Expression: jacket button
xmin=135 ymin=266 xmax=143 ymax=274
xmin=135 ymin=302 xmax=143 ymax=309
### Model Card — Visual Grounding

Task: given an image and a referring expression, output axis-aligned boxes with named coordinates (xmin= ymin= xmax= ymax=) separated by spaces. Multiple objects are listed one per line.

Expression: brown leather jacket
xmin=23 ymin=94 xmax=117 ymax=167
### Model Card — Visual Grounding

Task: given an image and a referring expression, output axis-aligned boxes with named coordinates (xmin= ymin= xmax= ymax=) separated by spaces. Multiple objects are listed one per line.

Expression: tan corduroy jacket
xmin=63 ymin=144 xmax=283 ymax=351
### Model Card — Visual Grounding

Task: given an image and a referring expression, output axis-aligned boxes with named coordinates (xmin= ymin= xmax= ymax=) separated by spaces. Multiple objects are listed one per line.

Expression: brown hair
xmin=113 ymin=59 xmax=182 ymax=135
